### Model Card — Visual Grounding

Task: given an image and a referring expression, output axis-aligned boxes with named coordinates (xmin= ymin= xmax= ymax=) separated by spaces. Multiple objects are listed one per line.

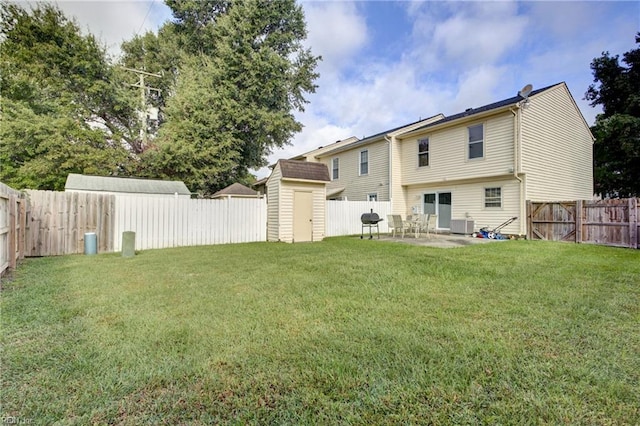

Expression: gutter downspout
xmin=510 ymin=106 xmax=525 ymax=236
xmin=384 ymin=136 xmax=393 ymax=213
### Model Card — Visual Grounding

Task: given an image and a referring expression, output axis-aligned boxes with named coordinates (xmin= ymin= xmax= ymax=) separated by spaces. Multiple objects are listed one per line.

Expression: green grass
xmin=1 ymin=238 xmax=639 ymax=424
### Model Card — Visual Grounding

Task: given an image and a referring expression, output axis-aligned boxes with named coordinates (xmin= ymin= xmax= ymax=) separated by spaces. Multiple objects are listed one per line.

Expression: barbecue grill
xmin=360 ymin=209 xmax=384 ymax=239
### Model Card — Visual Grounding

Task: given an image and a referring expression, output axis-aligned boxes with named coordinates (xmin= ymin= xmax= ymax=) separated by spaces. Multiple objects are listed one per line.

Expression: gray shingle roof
xmin=212 ymin=183 xmax=258 ymax=197
xmin=411 ymin=83 xmax=561 ymax=132
xmin=315 ymin=114 xmax=445 ymax=158
xmin=278 ymin=160 xmax=330 ymax=182
xmin=65 ymin=174 xmax=191 ymax=195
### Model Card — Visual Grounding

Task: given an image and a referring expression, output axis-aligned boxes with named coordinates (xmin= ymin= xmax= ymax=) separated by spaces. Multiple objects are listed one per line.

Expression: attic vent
xmin=465 ymin=108 xmax=473 ymax=112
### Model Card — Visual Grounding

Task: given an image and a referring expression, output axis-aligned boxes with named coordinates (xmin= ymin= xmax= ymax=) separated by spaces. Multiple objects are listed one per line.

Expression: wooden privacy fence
xmin=1 ymin=183 xmax=27 ymax=276
xmin=527 ymin=198 xmax=639 ymax=248
xmin=25 ymin=190 xmax=115 ymax=256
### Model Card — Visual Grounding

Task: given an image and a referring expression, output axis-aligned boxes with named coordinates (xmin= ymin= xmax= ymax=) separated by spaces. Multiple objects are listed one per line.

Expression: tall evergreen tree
xmin=142 ymin=0 xmax=320 ymax=195
xmin=586 ymin=33 xmax=640 ymax=197
xmin=0 ymin=4 xmax=137 ymax=190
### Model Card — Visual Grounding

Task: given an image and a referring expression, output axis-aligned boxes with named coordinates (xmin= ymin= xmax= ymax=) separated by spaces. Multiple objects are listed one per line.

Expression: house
xmin=65 ymin=174 xmax=191 ymax=198
xmin=292 ymin=116 xmax=444 ymax=201
xmin=211 ymin=183 xmax=261 ymax=199
xmin=393 ymin=82 xmax=593 ymax=235
xmin=286 ymin=82 xmax=594 ymax=236
xmin=266 ymin=159 xmax=330 ymax=243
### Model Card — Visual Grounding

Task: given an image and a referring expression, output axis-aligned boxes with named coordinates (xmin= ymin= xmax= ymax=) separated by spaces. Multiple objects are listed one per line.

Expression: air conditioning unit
xmin=450 ymin=219 xmax=474 ymax=235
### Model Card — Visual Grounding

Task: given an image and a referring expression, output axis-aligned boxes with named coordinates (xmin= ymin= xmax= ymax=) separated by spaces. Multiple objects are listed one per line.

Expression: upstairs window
xmin=418 ymin=138 xmax=429 ymax=167
xmin=360 ymin=150 xmax=369 ymax=175
xmin=468 ymin=124 xmax=484 ymax=159
xmin=332 ymin=158 xmax=339 ymax=180
xmin=484 ymin=187 xmax=502 ymax=208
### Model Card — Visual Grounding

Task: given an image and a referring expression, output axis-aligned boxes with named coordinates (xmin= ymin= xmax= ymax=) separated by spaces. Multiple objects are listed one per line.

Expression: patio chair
xmin=388 ymin=214 xmax=407 ymax=238
xmin=425 ymin=214 xmax=438 ymax=237
xmin=414 ymin=213 xmax=429 ymax=238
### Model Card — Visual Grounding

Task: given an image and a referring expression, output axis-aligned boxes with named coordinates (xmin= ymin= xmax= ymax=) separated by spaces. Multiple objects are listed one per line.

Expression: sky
xmin=24 ymin=0 xmax=640 ymax=178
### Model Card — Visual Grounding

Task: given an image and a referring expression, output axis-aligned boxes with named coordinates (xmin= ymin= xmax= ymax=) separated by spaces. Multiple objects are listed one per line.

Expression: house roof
xmin=407 ymin=83 xmax=562 ymax=134
xmin=212 ymin=183 xmax=258 ymax=198
xmin=277 ymin=159 xmax=330 ymax=182
xmin=65 ymin=173 xmax=191 ymax=195
xmin=315 ymin=113 xmax=445 ymax=158
xmin=252 ymin=177 xmax=268 ymax=187
xmin=291 ymin=136 xmax=360 ymax=161
xmin=326 ymin=187 xmax=345 ymax=197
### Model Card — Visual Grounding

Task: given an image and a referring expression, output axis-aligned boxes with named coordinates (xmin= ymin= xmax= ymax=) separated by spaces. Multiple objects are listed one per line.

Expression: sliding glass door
xmin=423 ymin=192 xmax=452 ymax=230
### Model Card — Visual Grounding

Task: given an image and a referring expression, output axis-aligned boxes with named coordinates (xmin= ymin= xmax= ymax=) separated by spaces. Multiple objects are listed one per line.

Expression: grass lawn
xmin=1 ymin=238 xmax=639 ymax=424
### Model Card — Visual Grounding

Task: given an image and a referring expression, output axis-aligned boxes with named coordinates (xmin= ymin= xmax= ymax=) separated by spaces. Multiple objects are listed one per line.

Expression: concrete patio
xmin=361 ymin=232 xmax=506 ymax=248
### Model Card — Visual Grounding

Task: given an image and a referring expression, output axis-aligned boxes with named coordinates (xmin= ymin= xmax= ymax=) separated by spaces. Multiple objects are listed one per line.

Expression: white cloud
xmin=255 ymin=111 xmax=354 ymax=178
xmin=411 ymin=1 xmax=528 ymax=71
xmin=302 ymin=1 xmax=368 ymax=77
xmin=43 ymin=0 xmax=171 ymax=56
xmin=450 ymin=66 xmax=508 ymax=113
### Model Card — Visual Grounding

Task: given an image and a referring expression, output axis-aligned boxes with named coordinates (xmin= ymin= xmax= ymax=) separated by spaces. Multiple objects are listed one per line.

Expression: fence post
xmin=629 ymin=198 xmax=638 ymax=249
xmin=8 ymin=195 xmax=16 ymax=270
xmin=526 ymin=200 xmax=532 ymax=240
xmin=18 ymin=198 xmax=25 ymax=261
xmin=575 ymin=200 xmax=583 ymax=244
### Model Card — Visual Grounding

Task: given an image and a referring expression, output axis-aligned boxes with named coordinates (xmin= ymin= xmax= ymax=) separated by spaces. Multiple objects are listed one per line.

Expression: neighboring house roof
xmin=65 ymin=173 xmax=191 ymax=195
xmin=407 ymin=83 xmax=561 ymax=134
xmin=277 ymin=159 xmax=330 ymax=182
xmin=291 ymin=136 xmax=360 ymax=161
xmin=212 ymin=183 xmax=259 ymax=198
xmin=326 ymin=187 xmax=345 ymax=198
xmin=315 ymin=113 xmax=445 ymax=158
xmin=252 ymin=177 xmax=268 ymax=187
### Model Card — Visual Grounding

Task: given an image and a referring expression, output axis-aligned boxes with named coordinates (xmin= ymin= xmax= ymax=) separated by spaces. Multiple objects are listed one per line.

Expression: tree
xmin=119 ymin=28 xmax=181 ymax=123
xmin=141 ymin=0 xmax=320 ymax=195
xmin=143 ymin=55 xmax=242 ymax=192
xmin=586 ymin=33 xmax=640 ymax=197
xmin=0 ymin=4 xmax=137 ymax=190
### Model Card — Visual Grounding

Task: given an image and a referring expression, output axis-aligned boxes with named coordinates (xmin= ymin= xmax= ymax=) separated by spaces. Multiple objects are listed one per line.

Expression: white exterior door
xmin=293 ymin=191 xmax=313 ymax=242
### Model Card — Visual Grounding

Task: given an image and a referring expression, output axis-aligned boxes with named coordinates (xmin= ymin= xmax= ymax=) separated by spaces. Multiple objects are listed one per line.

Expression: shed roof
xmin=212 ymin=183 xmax=258 ymax=198
xmin=65 ymin=174 xmax=191 ymax=195
xmin=278 ymin=159 xmax=330 ymax=182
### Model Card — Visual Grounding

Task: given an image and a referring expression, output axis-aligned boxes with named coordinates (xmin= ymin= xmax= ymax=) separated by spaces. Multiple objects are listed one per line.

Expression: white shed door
xmin=293 ymin=191 xmax=313 ymax=242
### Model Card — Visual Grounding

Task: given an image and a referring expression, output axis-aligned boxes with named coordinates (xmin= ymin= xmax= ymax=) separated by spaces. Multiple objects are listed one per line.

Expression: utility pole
xmin=122 ymin=67 xmax=162 ymax=150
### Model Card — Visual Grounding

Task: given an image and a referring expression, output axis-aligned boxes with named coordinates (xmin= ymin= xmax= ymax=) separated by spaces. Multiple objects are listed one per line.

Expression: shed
xmin=211 ymin=183 xmax=260 ymax=199
xmin=266 ymin=159 xmax=330 ymax=243
xmin=65 ymin=174 xmax=191 ymax=198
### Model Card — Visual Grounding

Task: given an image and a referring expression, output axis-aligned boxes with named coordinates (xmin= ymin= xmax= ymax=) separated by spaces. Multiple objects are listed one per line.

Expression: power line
xmin=136 ymin=0 xmax=156 ymax=36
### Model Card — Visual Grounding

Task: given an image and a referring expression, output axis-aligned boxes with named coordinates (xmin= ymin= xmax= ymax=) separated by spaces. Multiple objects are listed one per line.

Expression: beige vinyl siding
xmin=277 ymin=181 xmax=326 ymax=243
xmin=404 ymin=178 xmax=522 ymax=235
xmin=401 ymin=112 xmax=515 ymax=186
xmin=521 ymin=84 xmax=594 ymax=200
xmin=390 ymin=136 xmax=407 ymax=214
xmin=266 ymin=164 xmax=282 ymax=242
xmin=319 ymin=139 xmax=389 ymax=201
